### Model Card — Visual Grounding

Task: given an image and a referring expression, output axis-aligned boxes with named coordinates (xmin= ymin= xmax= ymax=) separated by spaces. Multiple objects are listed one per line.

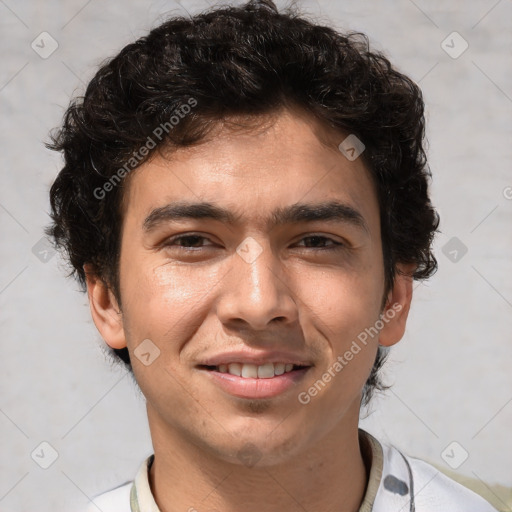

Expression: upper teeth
xmin=217 ymin=363 xmax=295 ymax=378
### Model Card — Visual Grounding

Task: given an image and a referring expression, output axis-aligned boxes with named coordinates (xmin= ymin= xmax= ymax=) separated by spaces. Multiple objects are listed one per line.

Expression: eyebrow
xmin=143 ymin=200 xmax=370 ymax=235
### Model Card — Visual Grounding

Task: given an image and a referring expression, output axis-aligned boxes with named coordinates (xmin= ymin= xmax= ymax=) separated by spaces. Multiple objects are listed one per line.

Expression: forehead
xmin=121 ymin=109 xmax=380 ymax=234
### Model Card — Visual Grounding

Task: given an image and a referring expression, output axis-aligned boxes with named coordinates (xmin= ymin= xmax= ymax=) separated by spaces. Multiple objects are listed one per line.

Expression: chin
xmin=212 ymin=422 xmax=309 ymax=468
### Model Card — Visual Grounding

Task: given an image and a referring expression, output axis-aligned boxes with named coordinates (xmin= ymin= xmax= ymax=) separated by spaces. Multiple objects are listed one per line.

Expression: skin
xmin=85 ymin=107 xmax=415 ymax=512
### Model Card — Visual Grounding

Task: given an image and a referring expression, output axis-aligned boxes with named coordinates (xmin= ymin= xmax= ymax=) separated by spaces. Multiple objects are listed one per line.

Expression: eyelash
xmin=162 ymin=234 xmax=345 ymax=252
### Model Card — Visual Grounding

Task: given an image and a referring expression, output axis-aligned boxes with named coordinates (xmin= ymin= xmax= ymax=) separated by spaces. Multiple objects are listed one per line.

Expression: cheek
xmin=298 ymin=275 xmax=381 ymax=414
xmin=299 ymin=264 xmax=384 ymax=341
xmin=119 ymin=260 xmax=223 ymax=348
xmin=296 ymin=265 xmax=383 ymax=399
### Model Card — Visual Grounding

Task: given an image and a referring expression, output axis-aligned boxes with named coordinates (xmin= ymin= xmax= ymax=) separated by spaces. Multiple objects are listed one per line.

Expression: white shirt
xmin=86 ymin=430 xmax=497 ymax=512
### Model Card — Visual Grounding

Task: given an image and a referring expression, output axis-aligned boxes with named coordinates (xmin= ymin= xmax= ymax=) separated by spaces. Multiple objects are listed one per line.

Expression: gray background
xmin=1 ymin=0 xmax=511 ymax=511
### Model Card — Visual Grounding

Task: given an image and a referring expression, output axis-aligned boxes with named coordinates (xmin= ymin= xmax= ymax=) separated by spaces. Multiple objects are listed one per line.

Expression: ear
xmin=84 ymin=263 xmax=127 ymax=349
xmin=378 ymin=263 xmax=416 ymax=348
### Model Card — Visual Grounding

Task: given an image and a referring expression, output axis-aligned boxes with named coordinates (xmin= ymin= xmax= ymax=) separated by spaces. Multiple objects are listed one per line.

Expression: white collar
xmin=103 ymin=430 xmax=496 ymax=512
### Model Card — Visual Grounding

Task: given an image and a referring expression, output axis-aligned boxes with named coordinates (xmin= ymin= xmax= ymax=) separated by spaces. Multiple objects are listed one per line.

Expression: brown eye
xmin=295 ymin=236 xmax=344 ymax=250
xmin=175 ymin=235 xmax=206 ymax=247
xmin=163 ymin=234 xmax=213 ymax=250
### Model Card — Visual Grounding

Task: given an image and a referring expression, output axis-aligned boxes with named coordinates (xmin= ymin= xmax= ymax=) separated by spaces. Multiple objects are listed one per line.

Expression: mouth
xmin=199 ymin=362 xmax=309 ymax=378
xmin=197 ymin=362 xmax=312 ymax=399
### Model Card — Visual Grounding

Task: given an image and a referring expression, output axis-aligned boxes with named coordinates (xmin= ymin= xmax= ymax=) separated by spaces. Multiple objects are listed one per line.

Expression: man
xmin=46 ymin=1 xmax=497 ymax=510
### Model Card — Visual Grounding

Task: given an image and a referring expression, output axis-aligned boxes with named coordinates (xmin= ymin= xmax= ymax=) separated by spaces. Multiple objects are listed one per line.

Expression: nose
xmin=215 ymin=237 xmax=299 ymax=331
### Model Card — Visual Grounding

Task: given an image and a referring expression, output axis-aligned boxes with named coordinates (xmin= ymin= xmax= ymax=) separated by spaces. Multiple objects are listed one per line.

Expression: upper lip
xmin=197 ymin=350 xmax=313 ymax=367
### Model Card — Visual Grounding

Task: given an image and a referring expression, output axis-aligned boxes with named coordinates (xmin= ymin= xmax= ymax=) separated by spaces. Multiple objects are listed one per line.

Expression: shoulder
xmin=83 ymin=455 xmax=155 ymax=512
xmin=406 ymin=454 xmax=498 ymax=512
xmin=84 ymin=481 xmax=132 ymax=512
xmin=376 ymin=437 xmax=498 ymax=512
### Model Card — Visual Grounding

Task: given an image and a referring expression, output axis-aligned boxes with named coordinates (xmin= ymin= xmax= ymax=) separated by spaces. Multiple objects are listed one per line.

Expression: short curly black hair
xmin=46 ymin=0 xmax=439 ymax=406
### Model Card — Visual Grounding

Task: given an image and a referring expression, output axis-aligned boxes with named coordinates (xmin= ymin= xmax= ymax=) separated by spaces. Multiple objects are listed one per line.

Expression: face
xmin=87 ymin=108 xmax=413 ymax=466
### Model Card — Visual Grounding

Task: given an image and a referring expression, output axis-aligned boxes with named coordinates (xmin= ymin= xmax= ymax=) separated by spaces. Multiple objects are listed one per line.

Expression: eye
xmin=162 ymin=234 xmax=214 ymax=250
xmin=294 ymin=235 xmax=344 ymax=250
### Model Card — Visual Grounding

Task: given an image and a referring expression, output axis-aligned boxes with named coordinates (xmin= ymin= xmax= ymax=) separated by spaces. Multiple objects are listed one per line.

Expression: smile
xmin=198 ymin=363 xmax=311 ymax=399
xmin=203 ymin=362 xmax=306 ymax=378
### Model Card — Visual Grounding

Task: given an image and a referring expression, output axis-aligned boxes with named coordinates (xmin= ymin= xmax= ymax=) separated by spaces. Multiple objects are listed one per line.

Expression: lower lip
xmin=200 ymin=367 xmax=311 ymax=399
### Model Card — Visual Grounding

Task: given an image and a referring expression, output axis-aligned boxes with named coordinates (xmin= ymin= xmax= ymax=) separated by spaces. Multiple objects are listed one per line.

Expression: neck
xmin=146 ymin=406 xmax=368 ymax=512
